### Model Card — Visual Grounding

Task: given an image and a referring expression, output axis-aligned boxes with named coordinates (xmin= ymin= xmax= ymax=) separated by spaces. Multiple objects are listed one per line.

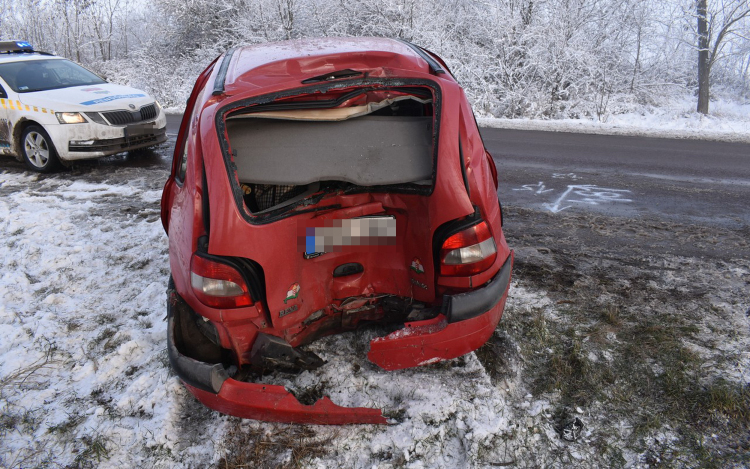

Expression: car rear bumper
xmin=167 ymin=251 xmax=513 ymax=424
xmin=166 ymin=286 xmax=387 ymax=424
xmin=368 ymin=251 xmax=513 ymax=370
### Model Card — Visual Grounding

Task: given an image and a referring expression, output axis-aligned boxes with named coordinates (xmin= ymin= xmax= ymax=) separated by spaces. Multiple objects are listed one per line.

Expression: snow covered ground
xmin=0 ymin=159 xmax=585 ymax=468
xmin=0 ymin=163 xmax=210 ymax=467
xmin=478 ymin=96 xmax=750 ymax=143
xmin=1 ymin=124 xmax=748 ymax=467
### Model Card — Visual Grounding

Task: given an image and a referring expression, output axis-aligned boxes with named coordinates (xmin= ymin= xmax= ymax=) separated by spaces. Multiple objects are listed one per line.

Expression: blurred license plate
xmin=124 ymin=123 xmax=154 ymax=140
xmin=300 ymin=216 xmax=396 ymax=257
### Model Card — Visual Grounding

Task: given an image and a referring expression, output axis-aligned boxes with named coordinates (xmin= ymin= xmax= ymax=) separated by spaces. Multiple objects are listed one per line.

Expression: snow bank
xmin=478 ymin=96 xmax=750 ymax=143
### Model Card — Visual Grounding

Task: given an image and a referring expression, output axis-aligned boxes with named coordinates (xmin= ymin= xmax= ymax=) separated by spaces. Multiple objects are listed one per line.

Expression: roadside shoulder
xmin=477 ymin=116 xmax=750 ymax=144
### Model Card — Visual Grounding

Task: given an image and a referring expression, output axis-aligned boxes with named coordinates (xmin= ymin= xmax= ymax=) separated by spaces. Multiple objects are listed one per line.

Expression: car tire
xmin=21 ymin=125 xmax=61 ymax=173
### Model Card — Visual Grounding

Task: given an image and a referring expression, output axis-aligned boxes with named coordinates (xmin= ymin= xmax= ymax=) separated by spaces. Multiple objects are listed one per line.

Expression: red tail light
xmin=439 ymin=221 xmax=497 ymax=276
xmin=190 ymin=254 xmax=253 ymax=308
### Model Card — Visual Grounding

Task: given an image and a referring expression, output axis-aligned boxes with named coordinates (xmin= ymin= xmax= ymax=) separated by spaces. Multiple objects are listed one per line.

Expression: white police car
xmin=0 ymin=40 xmax=167 ymax=172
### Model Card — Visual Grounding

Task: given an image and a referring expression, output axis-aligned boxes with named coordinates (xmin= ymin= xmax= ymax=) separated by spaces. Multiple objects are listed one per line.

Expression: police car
xmin=0 ymin=40 xmax=167 ymax=172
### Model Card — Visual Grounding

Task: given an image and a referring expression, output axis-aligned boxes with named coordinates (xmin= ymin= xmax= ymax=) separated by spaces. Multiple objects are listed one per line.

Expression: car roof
xmin=0 ymin=53 xmax=64 ymax=64
xmin=225 ymin=37 xmax=441 ymax=92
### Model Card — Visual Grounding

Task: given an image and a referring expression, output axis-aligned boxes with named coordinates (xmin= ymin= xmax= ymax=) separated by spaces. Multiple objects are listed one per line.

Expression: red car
xmin=161 ymin=37 xmax=513 ymax=424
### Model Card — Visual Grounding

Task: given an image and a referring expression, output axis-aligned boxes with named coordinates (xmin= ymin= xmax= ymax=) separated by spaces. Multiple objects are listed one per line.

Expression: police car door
xmin=0 ymin=80 xmax=12 ymax=152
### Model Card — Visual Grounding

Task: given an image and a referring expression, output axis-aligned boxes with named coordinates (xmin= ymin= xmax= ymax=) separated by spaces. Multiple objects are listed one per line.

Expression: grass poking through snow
xmin=500 ymin=205 xmax=750 ymax=467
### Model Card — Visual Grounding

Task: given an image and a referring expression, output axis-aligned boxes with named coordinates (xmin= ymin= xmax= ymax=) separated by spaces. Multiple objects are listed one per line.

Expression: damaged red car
xmin=160 ymin=37 xmax=513 ymax=424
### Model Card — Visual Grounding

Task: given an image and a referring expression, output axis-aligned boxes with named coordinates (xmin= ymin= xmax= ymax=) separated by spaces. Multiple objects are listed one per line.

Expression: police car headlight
xmin=55 ymin=112 xmax=87 ymax=124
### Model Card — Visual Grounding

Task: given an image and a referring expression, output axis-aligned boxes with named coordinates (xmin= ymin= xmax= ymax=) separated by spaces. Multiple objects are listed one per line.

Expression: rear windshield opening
xmin=225 ymin=91 xmax=435 ymax=214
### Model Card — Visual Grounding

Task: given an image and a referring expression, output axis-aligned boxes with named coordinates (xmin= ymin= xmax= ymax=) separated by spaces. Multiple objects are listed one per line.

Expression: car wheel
xmin=21 ymin=125 xmax=61 ymax=173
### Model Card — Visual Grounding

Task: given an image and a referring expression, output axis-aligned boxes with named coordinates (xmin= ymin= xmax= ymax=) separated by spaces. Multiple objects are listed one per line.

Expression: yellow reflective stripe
xmin=0 ymin=101 xmax=55 ymax=114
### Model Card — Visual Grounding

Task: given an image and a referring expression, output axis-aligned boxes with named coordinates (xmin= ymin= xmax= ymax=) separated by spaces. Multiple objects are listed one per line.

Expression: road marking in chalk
xmin=543 ymin=185 xmax=632 ymax=213
xmin=513 ymin=182 xmax=554 ymax=195
xmin=552 ymin=173 xmax=581 ymax=180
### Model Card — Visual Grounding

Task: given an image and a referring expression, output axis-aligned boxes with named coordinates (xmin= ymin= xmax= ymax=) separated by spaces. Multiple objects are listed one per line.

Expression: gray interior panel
xmin=227 ymin=116 xmax=433 ymax=186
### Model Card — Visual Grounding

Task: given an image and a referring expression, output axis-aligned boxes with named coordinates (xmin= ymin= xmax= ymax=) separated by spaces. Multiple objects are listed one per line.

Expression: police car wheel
xmin=21 ymin=125 xmax=61 ymax=173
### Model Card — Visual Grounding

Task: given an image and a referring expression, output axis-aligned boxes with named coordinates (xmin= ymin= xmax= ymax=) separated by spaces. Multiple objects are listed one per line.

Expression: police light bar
xmin=0 ymin=41 xmax=34 ymax=54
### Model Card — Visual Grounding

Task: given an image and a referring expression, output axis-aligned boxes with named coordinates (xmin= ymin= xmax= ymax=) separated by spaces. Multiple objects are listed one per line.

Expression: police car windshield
xmin=0 ymin=58 xmax=105 ymax=93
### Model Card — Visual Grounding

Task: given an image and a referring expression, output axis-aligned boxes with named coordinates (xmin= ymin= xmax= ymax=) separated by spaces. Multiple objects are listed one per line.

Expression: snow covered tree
xmin=695 ymin=0 xmax=750 ymax=113
xmin=2 ymin=0 xmax=749 ymax=117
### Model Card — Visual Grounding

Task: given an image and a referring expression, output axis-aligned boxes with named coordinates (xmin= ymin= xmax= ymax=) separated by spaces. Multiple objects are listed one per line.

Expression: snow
xmin=0 ymin=165 xmax=562 ymax=468
xmin=1 ymin=108 xmax=748 ymax=465
xmin=0 ymin=168 xmax=219 ymax=467
xmin=478 ymin=96 xmax=750 ymax=143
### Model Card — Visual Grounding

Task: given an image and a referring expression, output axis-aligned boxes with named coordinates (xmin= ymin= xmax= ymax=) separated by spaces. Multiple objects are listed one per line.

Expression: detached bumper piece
xmin=166 ymin=289 xmax=386 ymax=425
xmin=68 ymin=127 xmax=167 ymax=152
xmin=368 ymin=251 xmax=513 ymax=370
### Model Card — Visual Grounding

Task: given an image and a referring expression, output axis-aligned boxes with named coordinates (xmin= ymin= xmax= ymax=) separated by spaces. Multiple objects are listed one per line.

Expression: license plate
xmin=124 ymin=123 xmax=154 ymax=141
xmin=300 ymin=216 xmax=397 ymax=256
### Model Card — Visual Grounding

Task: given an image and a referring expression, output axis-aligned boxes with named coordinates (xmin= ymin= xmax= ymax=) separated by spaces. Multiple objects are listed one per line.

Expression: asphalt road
xmin=484 ymin=128 xmax=750 ymax=227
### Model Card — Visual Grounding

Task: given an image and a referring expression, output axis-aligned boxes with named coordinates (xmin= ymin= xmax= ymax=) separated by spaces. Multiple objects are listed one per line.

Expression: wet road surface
xmin=483 ymin=128 xmax=750 ymax=227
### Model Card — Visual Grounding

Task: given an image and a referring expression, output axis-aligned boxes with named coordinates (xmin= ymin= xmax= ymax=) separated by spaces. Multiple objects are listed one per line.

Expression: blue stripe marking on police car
xmin=80 ymin=94 xmax=146 ymax=105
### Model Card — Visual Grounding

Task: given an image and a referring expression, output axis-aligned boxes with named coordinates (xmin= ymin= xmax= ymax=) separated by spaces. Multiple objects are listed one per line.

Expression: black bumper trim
xmin=166 ymin=290 xmax=231 ymax=394
xmin=68 ymin=128 xmax=167 ymax=152
xmin=442 ymin=252 xmax=513 ymax=324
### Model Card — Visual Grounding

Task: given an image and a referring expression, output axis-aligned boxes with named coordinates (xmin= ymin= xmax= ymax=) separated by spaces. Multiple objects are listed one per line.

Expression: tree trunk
xmin=697 ymin=0 xmax=710 ymax=114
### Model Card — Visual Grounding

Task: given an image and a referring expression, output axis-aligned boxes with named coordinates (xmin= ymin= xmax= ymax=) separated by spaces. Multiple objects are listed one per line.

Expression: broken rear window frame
xmin=214 ymin=78 xmax=443 ymax=225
